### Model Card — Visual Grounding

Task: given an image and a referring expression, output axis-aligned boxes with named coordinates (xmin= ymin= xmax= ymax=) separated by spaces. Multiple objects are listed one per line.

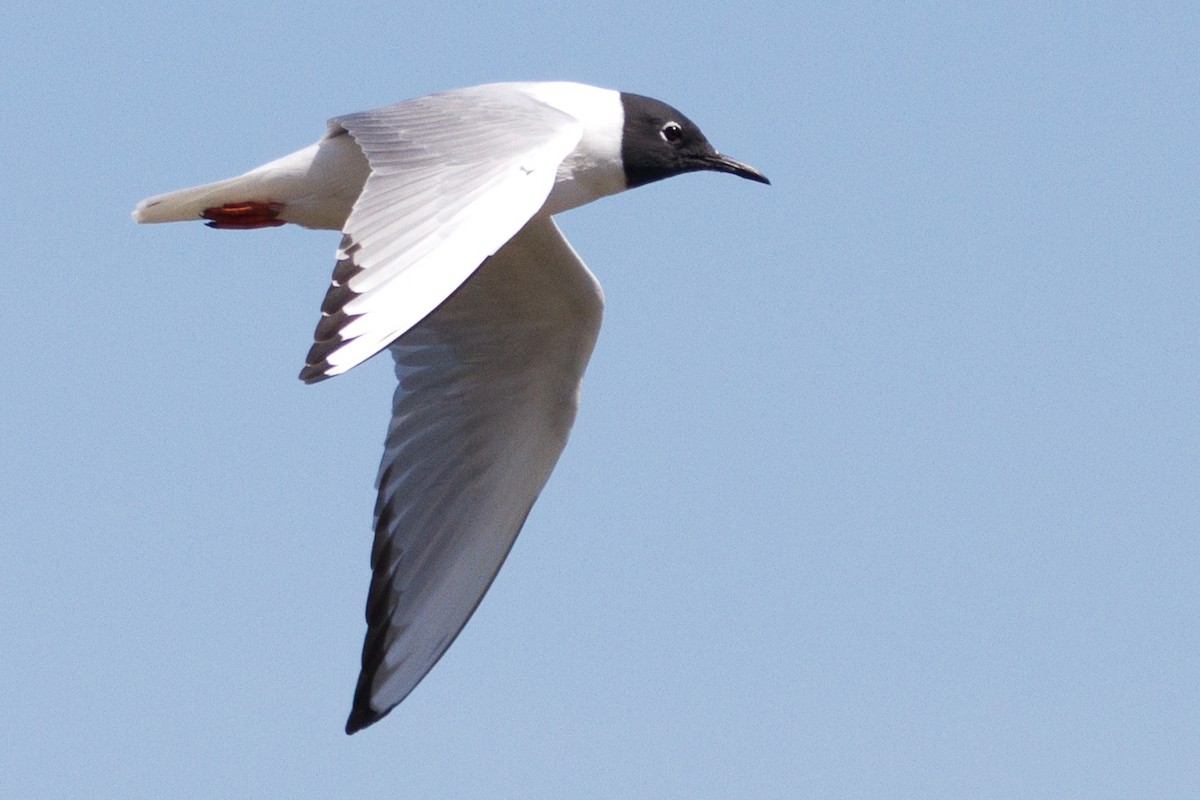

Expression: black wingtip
xmin=344 ymin=707 xmax=376 ymax=735
xmin=302 ymin=316 xmax=360 ymax=382
xmin=345 ymin=696 xmax=393 ymax=735
xmin=298 ymin=361 xmax=332 ymax=384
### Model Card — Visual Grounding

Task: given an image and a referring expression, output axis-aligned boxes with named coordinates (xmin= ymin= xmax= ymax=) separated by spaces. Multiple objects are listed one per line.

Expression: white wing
xmin=345 ymin=216 xmax=604 ymax=733
xmin=301 ymin=85 xmax=584 ymax=382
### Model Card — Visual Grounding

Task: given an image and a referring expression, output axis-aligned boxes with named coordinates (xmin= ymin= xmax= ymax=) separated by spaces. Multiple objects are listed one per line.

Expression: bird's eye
xmin=659 ymin=122 xmax=683 ymax=143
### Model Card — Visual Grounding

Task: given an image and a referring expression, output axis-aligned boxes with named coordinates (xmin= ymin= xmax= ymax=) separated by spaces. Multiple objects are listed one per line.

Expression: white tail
xmin=131 ymin=136 xmax=370 ymax=230
xmin=132 ymin=173 xmax=263 ymax=224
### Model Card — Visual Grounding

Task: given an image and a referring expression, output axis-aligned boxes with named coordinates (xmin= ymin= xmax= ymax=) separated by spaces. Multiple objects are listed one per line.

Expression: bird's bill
xmin=702 ymin=152 xmax=771 ymax=184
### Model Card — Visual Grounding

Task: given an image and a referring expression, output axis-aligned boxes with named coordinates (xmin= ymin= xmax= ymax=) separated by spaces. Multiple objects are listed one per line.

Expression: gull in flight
xmin=133 ymin=81 xmax=769 ymax=733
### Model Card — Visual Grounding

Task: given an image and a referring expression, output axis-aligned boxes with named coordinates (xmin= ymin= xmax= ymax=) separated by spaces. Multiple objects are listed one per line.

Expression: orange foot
xmin=202 ymin=201 xmax=287 ymax=229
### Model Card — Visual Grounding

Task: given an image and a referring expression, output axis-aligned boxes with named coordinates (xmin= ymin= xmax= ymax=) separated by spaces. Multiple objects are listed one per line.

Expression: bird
xmin=132 ymin=81 xmax=769 ymax=733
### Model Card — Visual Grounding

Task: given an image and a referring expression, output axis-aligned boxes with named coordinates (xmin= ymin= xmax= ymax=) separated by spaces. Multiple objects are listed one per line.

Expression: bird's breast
xmin=515 ymin=82 xmax=628 ymax=216
xmin=540 ymin=146 xmax=627 ymax=216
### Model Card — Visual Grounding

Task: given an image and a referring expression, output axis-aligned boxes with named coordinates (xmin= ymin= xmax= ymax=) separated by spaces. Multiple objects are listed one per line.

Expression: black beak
xmin=702 ymin=152 xmax=771 ymax=185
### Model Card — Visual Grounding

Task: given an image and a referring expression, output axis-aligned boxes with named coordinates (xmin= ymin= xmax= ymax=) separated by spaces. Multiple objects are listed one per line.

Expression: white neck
xmin=514 ymin=82 xmax=627 ymax=215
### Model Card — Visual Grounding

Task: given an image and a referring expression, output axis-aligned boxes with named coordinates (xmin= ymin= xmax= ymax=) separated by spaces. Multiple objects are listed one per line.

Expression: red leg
xmin=202 ymin=201 xmax=287 ymax=229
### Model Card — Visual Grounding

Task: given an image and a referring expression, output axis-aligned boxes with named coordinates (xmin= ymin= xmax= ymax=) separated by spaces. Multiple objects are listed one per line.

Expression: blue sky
xmin=3 ymin=2 xmax=1198 ymax=797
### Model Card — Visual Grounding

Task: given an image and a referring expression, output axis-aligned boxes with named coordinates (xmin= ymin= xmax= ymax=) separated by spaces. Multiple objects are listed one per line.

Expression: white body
xmin=133 ymin=82 xmax=625 ymax=229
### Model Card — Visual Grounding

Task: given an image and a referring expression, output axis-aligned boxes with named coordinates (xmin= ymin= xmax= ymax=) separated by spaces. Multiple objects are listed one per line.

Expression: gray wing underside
xmin=301 ymin=85 xmax=584 ymax=382
xmin=345 ymin=216 xmax=604 ymax=733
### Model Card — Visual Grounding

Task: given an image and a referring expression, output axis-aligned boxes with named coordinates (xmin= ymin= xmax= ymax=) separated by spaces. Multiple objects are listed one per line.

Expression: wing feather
xmin=344 ymin=216 xmax=604 ymax=733
xmin=300 ymin=85 xmax=584 ymax=383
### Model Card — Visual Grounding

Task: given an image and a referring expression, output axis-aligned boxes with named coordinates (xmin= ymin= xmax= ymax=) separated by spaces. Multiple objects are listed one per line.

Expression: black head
xmin=619 ymin=93 xmax=770 ymax=189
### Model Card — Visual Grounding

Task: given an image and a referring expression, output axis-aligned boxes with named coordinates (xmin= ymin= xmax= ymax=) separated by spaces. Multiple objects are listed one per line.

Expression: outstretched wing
xmin=301 ymin=84 xmax=584 ymax=382
xmin=345 ymin=216 xmax=604 ymax=733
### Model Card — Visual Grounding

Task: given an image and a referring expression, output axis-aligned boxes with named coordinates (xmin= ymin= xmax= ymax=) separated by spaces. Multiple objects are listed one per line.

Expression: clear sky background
xmin=3 ymin=2 xmax=1198 ymax=798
